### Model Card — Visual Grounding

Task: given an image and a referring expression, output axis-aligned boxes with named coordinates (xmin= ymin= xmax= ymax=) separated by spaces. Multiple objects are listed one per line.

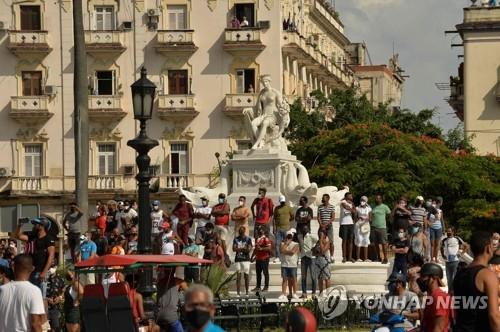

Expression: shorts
xmin=281 ymin=267 xmax=297 ymax=279
xmin=370 ymin=227 xmax=388 ymax=244
xmin=339 ymin=224 xmax=354 ymax=241
xmin=429 ymin=227 xmax=443 ymax=241
xmin=318 ymin=223 xmax=334 ymax=243
xmin=235 ymin=261 xmax=251 ymax=275
xmin=65 ymin=308 xmax=80 ymax=324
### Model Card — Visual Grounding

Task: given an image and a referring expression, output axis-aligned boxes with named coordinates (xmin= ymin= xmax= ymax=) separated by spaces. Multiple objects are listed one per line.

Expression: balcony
xmin=157 ymin=94 xmax=198 ymax=122
xmin=155 ymin=30 xmax=197 ymax=56
xmin=84 ymin=30 xmax=126 ymax=56
xmin=9 ymin=96 xmax=54 ymax=124
xmin=159 ymin=173 xmax=214 ymax=190
xmin=224 ymin=93 xmax=258 ymax=118
xmin=7 ymin=31 xmax=51 ymax=57
xmin=223 ymin=28 xmax=265 ymax=55
xmin=282 ymin=31 xmax=354 ymax=88
xmin=448 ymin=76 xmax=464 ymax=121
xmin=88 ymin=175 xmax=123 ymax=190
xmin=88 ymin=95 xmax=126 ymax=122
xmin=11 ymin=177 xmax=49 ymax=191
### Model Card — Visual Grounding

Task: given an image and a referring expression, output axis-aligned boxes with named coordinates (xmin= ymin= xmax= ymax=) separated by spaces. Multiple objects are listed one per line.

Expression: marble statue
xmin=178 ymin=161 xmax=230 ymax=205
xmin=243 ymin=75 xmax=290 ymax=150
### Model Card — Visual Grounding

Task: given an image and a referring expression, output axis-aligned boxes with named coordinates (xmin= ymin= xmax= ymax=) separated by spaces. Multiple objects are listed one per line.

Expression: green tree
xmin=445 ymin=123 xmax=476 ymax=153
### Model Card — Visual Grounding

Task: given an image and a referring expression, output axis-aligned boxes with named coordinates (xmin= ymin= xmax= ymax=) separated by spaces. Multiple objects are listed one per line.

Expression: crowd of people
xmin=0 ymin=187 xmax=499 ymax=332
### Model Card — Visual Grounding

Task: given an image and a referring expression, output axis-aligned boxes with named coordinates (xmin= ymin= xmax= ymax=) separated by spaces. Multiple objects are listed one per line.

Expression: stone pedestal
xmin=228 ymin=149 xmax=297 ymax=201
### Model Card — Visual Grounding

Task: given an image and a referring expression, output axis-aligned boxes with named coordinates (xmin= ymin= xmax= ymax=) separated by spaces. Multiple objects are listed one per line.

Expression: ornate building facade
xmin=0 ymin=0 xmax=400 ymax=234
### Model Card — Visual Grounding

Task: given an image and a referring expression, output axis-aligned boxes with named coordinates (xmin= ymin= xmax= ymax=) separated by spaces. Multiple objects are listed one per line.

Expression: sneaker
xmin=365 ymin=259 xmax=372 ymax=262
xmin=236 ymin=292 xmax=241 ymax=297
xmin=262 ymin=287 xmax=269 ymax=292
xmin=329 ymin=257 xmax=335 ymax=264
xmin=342 ymin=258 xmax=346 ymax=263
xmin=251 ymin=287 xmax=261 ymax=292
xmin=245 ymin=291 xmax=249 ymax=296
xmin=278 ymin=294 xmax=288 ymax=300
xmin=300 ymin=293 xmax=308 ymax=299
xmin=356 ymin=259 xmax=362 ymax=262
xmin=273 ymin=257 xmax=280 ymax=263
xmin=350 ymin=258 xmax=355 ymax=263
xmin=382 ymin=259 xmax=388 ymax=264
xmin=292 ymin=294 xmax=300 ymax=300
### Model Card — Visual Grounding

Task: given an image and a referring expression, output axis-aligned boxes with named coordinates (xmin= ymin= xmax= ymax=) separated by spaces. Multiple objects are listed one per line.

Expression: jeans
xmin=30 ymin=272 xmax=47 ymax=298
xmin=446 ymin=261 xmax=459 ymax=292
xmin=48 ymin=308 xmax=61 ymax=332
xmin=391 ymin=257 xmax=408 ymax=279
xmin=275 ymin=229 xmax=288 ymax=257
xmin=425 ymin=229 xmax=431 ymax=259
xmin=301 ymin=256 xmax=317 ymax=294
xmin=184 ymin=267 xmax=200 ymax=283
xmin=256 ymin=259 xmax=269 ymax=289
xmin=158 ymin=320 xmax=184 ymax=332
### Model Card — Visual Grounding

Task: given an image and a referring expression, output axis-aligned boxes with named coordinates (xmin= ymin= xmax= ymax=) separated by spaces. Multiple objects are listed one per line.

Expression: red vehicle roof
xmin=75 ymin=254 xmax=212 ymax=269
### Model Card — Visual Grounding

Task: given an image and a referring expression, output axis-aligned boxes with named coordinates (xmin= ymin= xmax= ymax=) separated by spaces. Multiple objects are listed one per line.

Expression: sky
xmin=334 ymin=0 xmax=470 ymax=131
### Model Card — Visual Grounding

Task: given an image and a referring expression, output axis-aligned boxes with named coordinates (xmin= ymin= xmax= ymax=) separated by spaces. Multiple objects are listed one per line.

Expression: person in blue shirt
xmin=184 ymin=284 xmax=224 ymax=332
xmin=79 ymin=232 xmax=97 ymax=262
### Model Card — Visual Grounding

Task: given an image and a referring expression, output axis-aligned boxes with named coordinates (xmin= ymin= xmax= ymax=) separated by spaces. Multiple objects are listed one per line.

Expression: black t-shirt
xmin=295 ymin=207 xmax=313 ymax=227
xmin=393 ymin=208 xmax=410 ymax=233
xmin=28 ymin=234 xmax=55 ymax=273
xmin=105 ymin=210 xmax=118 ymax=233
xmin=393 ymin=238 xmax=409 ymax=260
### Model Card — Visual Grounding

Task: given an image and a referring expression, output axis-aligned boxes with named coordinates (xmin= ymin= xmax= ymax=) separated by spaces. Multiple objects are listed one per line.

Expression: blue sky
xmin=335 ymin=0 xmax=470 ymax=131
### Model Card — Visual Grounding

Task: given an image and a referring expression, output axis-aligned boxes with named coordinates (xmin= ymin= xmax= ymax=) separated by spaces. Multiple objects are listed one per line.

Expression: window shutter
xmin=236 ymin=70 xmax=245 ymax=93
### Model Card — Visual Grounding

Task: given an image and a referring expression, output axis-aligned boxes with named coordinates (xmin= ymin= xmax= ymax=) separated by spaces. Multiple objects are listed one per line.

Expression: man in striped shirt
xmin=317 ymin=194 xmax=335 ymax=262
xmin=409 ymin=196 xmax=427 ymax=229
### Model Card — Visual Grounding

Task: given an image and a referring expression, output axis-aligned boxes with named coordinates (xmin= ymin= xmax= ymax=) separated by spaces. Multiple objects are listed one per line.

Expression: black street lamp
xmin=127 ymin=67 xmax=158 ymax=319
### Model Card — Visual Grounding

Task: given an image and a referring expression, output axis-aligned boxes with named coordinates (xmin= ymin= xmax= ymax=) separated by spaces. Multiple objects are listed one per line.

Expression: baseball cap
xmin=287 ymin=228 xmax=296 ymax=236
xmin=153 ymin=200 xmax=160 ymax=206
xmin=279 ymin=195 xmax=286 ymax=203
xmin=420 ymin=263 xmax=444 ymax=286
xmin=162 ymin=221 xmax=171 ymax=229
xmin=360 ymin=196 xmax=368 ymax=202
xmin=388 ymin=272 xmax=407 ymax=283
xmin=416 ymin=195 xmax=424 ymax=201
xmin=31 ymin=217 xmax=51 ymax=230
xmin=201 ymin=196 xmax=208 ymax=201
xmin=80 ymin=234 xmax=87 ymax=242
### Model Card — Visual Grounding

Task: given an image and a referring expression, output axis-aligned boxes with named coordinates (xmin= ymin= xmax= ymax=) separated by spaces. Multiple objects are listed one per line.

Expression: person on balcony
xmin=230 ymin=16 xmax=240 ymax=28
xmin=240 ymin=16 xmax=249 ymax=27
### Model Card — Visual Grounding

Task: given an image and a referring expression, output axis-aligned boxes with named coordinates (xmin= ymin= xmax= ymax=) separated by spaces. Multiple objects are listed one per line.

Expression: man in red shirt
xmin=418 ymin=263 xmax=451 ymax=332
xmin=251 ymin=187 xmax=274 ymax=238
xmin=172 ymin=194 xmax=194 ymax=246
xmin=211 ymin=193 xmax=230 ymax=251
xmin=251 ymin=226 xmax=272 ymax=292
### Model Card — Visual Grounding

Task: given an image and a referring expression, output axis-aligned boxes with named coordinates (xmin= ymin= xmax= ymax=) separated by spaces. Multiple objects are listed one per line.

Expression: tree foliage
xmin=286 ymin=89 xmax=499 ymax=239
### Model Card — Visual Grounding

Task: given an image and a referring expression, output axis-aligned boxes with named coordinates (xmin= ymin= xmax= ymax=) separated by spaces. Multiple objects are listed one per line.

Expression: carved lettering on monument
xmin=238 ymin=169 xmax=274 ymax=187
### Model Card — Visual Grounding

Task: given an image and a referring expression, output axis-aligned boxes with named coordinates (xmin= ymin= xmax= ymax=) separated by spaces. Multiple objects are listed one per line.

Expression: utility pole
xmin=72 ymin=0 xmax=89 ymax=231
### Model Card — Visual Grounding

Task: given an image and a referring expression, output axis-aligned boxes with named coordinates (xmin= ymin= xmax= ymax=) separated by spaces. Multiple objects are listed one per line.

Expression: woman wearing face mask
xmin=354 ymin=196 xmax=372 ymax=262
xmin=408 ymin=224 xmax=428 ymax=264
xmin=389 ymin=228 xmax=410 ymax=278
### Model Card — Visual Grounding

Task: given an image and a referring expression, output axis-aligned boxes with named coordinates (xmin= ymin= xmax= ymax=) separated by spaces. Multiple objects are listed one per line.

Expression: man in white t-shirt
xmin=193 ymin=197 xmax=212 ymax=244
xmin=339 ymin=192 xmax=355 ymax=263
xmin=441 ymin=227 xmax=465 ymax=292
xmin=0 ymin=254 xmax=46 ymax=332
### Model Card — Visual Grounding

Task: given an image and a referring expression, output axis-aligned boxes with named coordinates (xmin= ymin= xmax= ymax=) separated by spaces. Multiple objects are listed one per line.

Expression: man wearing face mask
xmin=15 ymin=217 xmax=55 ymax=297
xmin=383 ymin=273 xmax=419 ymax=327
xmin=273 ymin=195 xmax=294 ymax=262
xmin=151 ymin=200 xmax=167 ymax=253
xmin=441 ymin=227 xmax=464 ymax=293
xmin=211 ymin=193 xmax=230 ymax=251
xmin=389 ymin=228 xmax=410 ymax=278
xmin=295 ymin=196 xmax=313 ymax=243
xmin=233 ymin=226 xmax=253 ymax=296
xmin=453 ymin=231 xmax=500 ymax=331
xmin=194 ymin=197 xmax=212 ymax=244
xmin=63 ymin=202 xmax=83 ymax=263
xmin=251 ymin=188 xmax=274 ymax=238
xmin=418 ymin=263 xmax=451 ymax=332
xmin=183 ymin=284 xmax=223 ymax=332
xmin=173 ymin=195 xmax=195 ymax=247
xmin=231 ymin=196 xmax=251 ymax=237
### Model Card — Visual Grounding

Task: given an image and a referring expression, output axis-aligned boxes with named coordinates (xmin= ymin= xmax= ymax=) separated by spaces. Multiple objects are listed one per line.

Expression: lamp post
xmin=127 ymin=67 xmax=158 ymax=318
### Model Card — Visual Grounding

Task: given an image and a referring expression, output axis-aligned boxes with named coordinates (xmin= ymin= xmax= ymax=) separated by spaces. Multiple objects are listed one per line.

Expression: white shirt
xmin=340 ymin=200 xmax=354 ymax=225
xmin=150 ymin=210 xmax=164 ymax=235
xmin=443 ymin=236 xmax=460 ymax=262
xmin=194 ymin=206 xmax=212 ymax=228
xmin=281 ymin=241 xmax=299 ymax=268
xmin=0 ymin=281 xmax=45 ymax=332
xmin=356 ymin=205 xmax=372 ymax=223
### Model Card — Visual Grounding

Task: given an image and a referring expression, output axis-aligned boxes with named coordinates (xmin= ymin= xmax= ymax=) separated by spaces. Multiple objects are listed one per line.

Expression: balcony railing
xmin=88 ymin=95 xmax=122 ymax=110
xmin=84 ymin=30 xmax=125 ymax=54
xmin=7 ymin=31 xmax=51 ymax=56
xmin=156 ymin=30 xmax=197 ymax=55
xmin=223 ymin=28 xmax=265 ymax=54
xmin=11 ymin=177 xmax=48 ymax=191
xmin=10 ymin=96 xmax=53 ymax=124
xmin=163 ymin=174 xmax=190 ymax=189
xmin=157 ymin=94 xmax=198 ymax=121
xmin=88 ymin=175 xmax=123 ymax=190
xmin=224 ymin=93 xmax=257 ymax=118
xmin=159 ymin=174 xmax=214 ymax=190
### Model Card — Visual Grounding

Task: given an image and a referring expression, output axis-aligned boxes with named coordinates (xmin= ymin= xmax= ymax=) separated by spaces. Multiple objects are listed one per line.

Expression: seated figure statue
xmin=243 ymin=74 xmax=290 ymax=150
